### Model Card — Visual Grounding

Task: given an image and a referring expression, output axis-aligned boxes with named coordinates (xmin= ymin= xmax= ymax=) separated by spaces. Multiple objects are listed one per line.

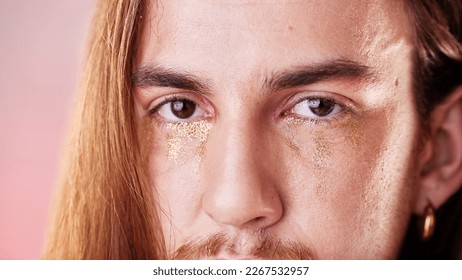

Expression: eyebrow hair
xmin=264 ymin=59 xmax=374 ymax=92
xmin=132 ymin=66 xmax=212 ymax=94
xmin=132 ymin=59 xmax=374 ymax=95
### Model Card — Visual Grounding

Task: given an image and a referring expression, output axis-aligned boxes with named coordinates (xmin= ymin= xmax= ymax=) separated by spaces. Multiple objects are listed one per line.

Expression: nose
xmin=201 ymin=118 xmax=283 ymax=230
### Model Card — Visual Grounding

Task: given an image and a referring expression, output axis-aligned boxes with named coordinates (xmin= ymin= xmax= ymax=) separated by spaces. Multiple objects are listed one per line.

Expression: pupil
xmin=308 ymin=99 xmax=334 ymax=116
xmin=171 ymin=100 xmax=196 ymax=119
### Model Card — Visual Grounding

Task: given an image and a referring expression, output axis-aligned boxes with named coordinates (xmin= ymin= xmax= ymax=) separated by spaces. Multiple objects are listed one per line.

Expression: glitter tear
xmin=164 ymin=120 xmax=212 ymax=163
xmin=313 ymin=131 xmax=332 ymax=169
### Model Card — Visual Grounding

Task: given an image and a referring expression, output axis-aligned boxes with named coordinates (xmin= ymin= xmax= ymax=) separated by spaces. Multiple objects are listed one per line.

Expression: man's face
xmin=134 ymin=0 xmax=420 ymax=259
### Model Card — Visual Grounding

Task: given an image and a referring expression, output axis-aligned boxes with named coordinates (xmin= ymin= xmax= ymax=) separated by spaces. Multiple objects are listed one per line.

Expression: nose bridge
xmin=212 ymin=117 xmax=258 ymax=183
xmin=201 ymin=114 xmax=283 ymax=229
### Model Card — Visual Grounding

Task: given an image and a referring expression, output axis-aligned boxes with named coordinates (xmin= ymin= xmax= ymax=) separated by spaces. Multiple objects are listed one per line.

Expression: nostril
xmin=248 ymin=215 xmax=278 ymax=229
xmin=251 ymin=216 xmax=267 ymax=226
xmin=254 ymin=216 xmax=265 ymax=222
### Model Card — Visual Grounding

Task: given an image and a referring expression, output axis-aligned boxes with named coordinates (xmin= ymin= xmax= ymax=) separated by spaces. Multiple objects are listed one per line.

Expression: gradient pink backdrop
xmin=0 ymin=0 xmax=93 ymax=259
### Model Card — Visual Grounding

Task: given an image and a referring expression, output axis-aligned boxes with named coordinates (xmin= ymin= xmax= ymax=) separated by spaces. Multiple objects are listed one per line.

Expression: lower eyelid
xmin=152 ymin=100 xmax=211 ymax=123
xmin=282 ymin=105 xmax=351 ymax=126
xmin=164 ymin=95 xmax=214 ymax=117
xmin=290 ymin=96 xmax=342 ymax=112
xmin=282 ymin=112 xmax=347 ymax=128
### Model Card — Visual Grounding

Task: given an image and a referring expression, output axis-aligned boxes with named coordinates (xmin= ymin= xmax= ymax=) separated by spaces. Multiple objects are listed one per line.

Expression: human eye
xmin=148 ymin=95 xmax=209 ymax=122
xmin=291 ymin=97 xmax=343 ymax=119
xmin=282 ymin=92 xmax=352 ymax=123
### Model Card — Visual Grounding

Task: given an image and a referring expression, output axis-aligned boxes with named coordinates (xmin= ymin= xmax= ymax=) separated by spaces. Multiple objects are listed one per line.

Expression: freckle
xmin=288 ymin=25 xmax=294 ymax=31
xmin=394 ymin=79 xmax=399 ymax=86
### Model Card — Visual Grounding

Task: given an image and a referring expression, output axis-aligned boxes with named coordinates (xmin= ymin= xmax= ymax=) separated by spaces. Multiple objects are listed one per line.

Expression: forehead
xmin=137 ymin=0 xmax=412 ymax=82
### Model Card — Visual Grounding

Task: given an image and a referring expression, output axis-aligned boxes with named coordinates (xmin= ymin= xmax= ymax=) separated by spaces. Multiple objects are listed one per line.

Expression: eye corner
xmin=279 ymin=92 xmax=353 ymax=124
xmin=146 ymin=93 xmax=215 ymax=123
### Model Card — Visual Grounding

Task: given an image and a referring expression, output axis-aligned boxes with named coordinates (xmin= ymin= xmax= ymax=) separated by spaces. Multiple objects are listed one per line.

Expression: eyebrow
xmin=132 ymin=66 xmax=211 ymax=94
xmin=132 ymin=59 xmax=373 ymax=95
xmin=264 ymin=59 xmax=374 ymax=92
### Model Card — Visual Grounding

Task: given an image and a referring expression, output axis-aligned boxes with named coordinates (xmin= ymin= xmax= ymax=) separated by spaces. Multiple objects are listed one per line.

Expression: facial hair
xmin=171 ymin=232 xmax=316 ymax=260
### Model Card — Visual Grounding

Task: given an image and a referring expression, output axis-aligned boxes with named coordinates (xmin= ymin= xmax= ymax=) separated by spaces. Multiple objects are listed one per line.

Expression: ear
xmin=415 ymin=86 xmax=462 ymax=214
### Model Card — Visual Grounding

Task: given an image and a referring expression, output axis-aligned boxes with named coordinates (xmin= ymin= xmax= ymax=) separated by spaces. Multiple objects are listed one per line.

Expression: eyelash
xmin=147 ymin=93 xmax=353 ymax=125
xmin=148 ymin=95 xmax=183 ymax=117
xmin=280 ymin=94 xmax=352 ymax=124
xmin=146 ymin=93 xmax=216 ymax=126
xmin=148 ymin=94 xmax=205 ymax=114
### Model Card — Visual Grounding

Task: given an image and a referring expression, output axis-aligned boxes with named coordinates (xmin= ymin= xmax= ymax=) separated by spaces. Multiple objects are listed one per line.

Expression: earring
xmin=420 ymin=200 xmax=436 ymax=241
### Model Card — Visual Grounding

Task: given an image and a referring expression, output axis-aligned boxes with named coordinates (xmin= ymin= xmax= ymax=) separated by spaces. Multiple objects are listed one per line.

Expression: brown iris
xmin=308 ymin=99 xmax=335 ymax=117
xmin=171 ymin=99 xmax=196 ymax=119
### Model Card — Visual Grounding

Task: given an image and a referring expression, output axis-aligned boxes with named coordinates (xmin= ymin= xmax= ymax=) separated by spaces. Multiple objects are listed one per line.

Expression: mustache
xmin=171 ymin=232 xmax=315 ymax=260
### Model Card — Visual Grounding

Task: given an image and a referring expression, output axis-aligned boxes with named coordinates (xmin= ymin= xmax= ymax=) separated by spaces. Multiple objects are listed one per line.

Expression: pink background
xmin=0 ymin=0 xmax=93 ymax=259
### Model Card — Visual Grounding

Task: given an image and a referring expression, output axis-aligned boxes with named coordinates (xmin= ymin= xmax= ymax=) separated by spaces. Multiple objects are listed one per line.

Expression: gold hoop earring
xmin=420 ymin=201 xmax=436 ymax=241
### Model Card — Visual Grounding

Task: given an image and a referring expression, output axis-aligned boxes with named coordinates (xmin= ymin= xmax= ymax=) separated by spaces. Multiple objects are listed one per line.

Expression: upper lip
xmin=205 ymin=254 xmax=262 ymax=260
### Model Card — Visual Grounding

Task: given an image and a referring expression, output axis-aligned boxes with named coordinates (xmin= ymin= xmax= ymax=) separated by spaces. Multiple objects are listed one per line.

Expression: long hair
xmin=401 ymin=0 xmax=462 ymax=259
xmin=44 ymin=0 xmax=462 ymax=259
xmin=43 ymin=0 xmax=166 ymax=259
xmin=405 ymin=0 xmax=462 ymax=120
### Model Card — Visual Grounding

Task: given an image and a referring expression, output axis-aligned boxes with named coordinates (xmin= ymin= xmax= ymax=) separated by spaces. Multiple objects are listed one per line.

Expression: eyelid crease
xmin=147 ymin=94 xmax=213 ymax=123
xmin=281 ymin=90 xmax=356 ymax=112
xmin=294 ymin=96 xmax=352 ymax=114
xmin=280 ymin=93 xmax=355 ymax=125
xmin=147 ymin=94 xmax=188 ymax=117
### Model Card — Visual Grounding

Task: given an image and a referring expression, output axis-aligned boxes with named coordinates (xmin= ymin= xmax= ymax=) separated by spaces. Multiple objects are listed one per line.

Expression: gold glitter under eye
xmin=281 ymin=117 xmax=304 ymax=153
xmin=313 ymin=131 xmax=332 ymax=169
xmin=163 ymin=120 xmax=212 ymax=162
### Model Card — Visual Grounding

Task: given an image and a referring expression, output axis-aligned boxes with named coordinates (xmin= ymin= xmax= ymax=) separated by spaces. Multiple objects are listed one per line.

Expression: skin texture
xmin=134 ymin=0 xmax=422 ymax=259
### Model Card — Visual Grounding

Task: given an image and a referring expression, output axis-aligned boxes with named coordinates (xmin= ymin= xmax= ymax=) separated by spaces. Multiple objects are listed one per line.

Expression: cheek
xmin=281 ymin=108 xmax=418 ymax=257
xmin=147 ymin=121 xmax=212 ymax=242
